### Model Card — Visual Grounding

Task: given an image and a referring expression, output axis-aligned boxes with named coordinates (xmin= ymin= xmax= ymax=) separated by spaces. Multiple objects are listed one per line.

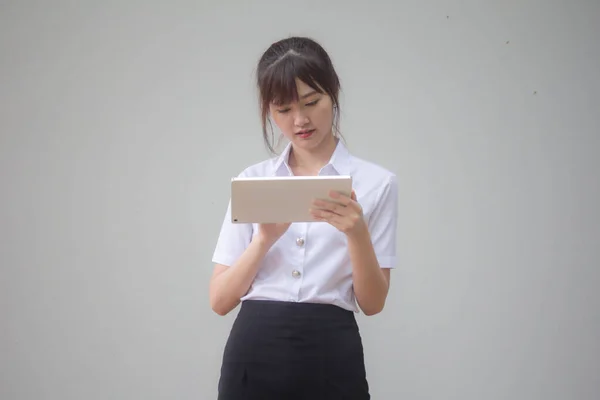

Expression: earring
xmin=332 ymin=106 xmax=338 ymax=136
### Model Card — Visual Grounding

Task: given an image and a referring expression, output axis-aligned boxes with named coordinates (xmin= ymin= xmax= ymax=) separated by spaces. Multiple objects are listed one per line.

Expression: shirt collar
xmin=272 ymin=138 xmax=352 ymax=176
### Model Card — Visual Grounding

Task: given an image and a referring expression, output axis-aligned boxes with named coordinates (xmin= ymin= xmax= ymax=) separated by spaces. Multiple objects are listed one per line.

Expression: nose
xmin=293 ymin=109 xmax=310 ymax=127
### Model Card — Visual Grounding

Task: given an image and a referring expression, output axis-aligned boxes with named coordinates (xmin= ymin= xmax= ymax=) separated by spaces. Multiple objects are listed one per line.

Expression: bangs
xmin=259 ymin=53 xmax=333 ymax=106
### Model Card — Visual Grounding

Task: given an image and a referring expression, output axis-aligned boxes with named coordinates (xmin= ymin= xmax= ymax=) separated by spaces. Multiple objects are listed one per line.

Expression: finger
xmin=328 ymin=190 xmax=352 ymax=206
xmin=329 ymin=190 xmax=362 ymax=214
xmin=310 ymin=208 xmax=346 ymax=226
xmin=311 ymin=199 xmax=350 ymax=216
xmin=312 ymin=210 xmax=354 ymax=234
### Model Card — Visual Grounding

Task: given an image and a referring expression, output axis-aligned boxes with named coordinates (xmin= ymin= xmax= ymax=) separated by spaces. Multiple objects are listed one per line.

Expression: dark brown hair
xmin=256 ymin=37 xmax=342 ymax=154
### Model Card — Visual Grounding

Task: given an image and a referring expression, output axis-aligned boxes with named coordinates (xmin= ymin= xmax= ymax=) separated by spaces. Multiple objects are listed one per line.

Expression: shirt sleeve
xmin=211 ymin=172 xmax=254 ymax=267
xmin=367 ymin=174 xmax=398 ymax=269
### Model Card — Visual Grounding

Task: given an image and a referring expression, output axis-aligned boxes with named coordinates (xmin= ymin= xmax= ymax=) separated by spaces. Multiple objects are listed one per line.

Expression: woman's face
xmin=269 ymin=78 xmax=335 ymax=152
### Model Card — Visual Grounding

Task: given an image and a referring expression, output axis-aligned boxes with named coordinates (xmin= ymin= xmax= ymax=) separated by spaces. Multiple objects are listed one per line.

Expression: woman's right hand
xmin=256 ymin=223 xmax=291 ymax=247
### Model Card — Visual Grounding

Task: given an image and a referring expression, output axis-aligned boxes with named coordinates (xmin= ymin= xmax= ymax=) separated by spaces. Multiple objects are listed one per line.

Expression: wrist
xmin=346 ymin=219 xmax=370 ymax=243
xmin=253 ymin=233 xmax=276 ymax=250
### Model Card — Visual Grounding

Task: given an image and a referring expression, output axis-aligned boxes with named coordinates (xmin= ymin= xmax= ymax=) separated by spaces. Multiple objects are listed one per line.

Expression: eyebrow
xmin=299 ymin=90 xmax=318 ymax=99
xmin=272 ymin=90 xmax=319 ymax=107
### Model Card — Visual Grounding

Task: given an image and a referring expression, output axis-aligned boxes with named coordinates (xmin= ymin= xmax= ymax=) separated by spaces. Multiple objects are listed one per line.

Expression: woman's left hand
xmin=310 ymin=190 xmax=367 ymax=237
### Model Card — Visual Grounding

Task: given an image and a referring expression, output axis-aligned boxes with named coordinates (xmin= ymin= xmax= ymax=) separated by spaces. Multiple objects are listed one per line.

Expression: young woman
xmin=209 ymin=36 xmax=398 ymax=399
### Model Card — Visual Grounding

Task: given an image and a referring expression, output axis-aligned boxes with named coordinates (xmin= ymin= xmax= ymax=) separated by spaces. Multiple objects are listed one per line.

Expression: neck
xmin=288 ymin=135 xmax=338 ymax=174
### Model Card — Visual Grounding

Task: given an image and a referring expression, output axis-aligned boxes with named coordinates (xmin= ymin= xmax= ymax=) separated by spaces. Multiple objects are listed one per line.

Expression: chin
xmin=293 ymin=133 xmax=325 ymax=147
xmin=295 ymin=139 xmax=321 ymax=150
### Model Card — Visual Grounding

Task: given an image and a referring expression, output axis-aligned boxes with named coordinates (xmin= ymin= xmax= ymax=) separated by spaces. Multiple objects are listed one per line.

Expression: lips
xmin=296 ymin=129 xmax=315 ymax=138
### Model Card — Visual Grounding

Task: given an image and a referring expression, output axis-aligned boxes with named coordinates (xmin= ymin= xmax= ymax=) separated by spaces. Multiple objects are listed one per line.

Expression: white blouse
xmin=212 ymin=140 xmax=398 ymax=312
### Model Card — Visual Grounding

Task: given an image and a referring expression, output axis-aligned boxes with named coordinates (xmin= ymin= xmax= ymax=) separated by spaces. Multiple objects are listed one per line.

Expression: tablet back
xmin=230 ymin=175 xmax=352 ymax=223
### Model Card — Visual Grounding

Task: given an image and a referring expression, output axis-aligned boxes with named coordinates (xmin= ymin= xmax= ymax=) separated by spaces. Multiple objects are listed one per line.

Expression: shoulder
xmin=347 ymin=153 xmax=398 ymax=224
xmin=236 ymin=156 xmax=278 ymax=178
xmin=349 ymin=153 xmax=397 ymax=194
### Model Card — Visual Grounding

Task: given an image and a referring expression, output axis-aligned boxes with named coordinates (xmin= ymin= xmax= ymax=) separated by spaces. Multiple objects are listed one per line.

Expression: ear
xmin=351 ymin=190 xmax=357 ymax=201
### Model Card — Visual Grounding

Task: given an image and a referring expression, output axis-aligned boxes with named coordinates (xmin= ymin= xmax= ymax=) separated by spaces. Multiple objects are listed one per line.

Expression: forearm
xmin=210 ymin=236 xmax=272 ymax=315
xmin=348 ymin=227 xmax=389 ymax=316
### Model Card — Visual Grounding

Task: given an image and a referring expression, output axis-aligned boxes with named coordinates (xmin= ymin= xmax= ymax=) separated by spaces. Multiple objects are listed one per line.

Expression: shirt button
xmin=291 ymin=270 xmax=301 ymax=278
xmin=296 ymin=237 xmax=305 ymax=246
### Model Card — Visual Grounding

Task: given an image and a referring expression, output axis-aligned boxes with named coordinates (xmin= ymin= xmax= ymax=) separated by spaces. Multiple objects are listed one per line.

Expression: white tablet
xmin=230 ymin=175 xmax=353 ymax=223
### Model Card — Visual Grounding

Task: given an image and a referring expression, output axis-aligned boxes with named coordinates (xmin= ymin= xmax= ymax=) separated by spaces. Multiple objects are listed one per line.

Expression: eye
xmin=306 ymin=99 xmax=319 ymax=107
xmin=276 ymin=108 xmax=291 ymax=114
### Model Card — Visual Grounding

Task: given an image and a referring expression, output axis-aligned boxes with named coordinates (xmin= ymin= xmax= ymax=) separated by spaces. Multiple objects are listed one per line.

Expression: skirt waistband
xmin=239 ymin=299 xmax=354 ymax=319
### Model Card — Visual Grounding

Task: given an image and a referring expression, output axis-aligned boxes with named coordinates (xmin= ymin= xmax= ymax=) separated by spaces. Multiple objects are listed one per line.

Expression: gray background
xmin=1 ymin=1 xmax=599 ymax=399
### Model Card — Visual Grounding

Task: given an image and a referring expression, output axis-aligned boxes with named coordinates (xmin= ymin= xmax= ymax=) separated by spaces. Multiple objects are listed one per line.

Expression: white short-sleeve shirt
xmin=212 ymin=139 xmax=398 ymax=312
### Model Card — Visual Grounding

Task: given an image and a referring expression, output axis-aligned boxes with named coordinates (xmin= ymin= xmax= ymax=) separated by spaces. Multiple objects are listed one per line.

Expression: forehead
xmin=270 ymin=78 xmax=323 ymax=106
xmin=295 ymin=78 xmax=318 ymax=95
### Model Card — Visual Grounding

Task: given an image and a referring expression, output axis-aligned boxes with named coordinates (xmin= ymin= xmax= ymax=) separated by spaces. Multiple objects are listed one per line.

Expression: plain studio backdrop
xmin=1 ymin=1 xmax=599 ymax=399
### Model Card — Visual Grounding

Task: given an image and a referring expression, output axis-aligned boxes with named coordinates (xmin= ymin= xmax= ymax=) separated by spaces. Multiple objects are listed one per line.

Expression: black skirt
xmin=217 ymin=300 xmax=370 ymax=400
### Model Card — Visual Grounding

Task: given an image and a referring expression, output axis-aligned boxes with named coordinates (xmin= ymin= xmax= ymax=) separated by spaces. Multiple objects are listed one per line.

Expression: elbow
xmin=211 ymin=301 xmax=231 ymax=316
xmin=210 ymin=292 xmax=239 ymax=316
xmin=363 ymin=307 xmax=383 ymax=316
xmin=209 ymin=295 xmax=231 ymax=316
xmin=361 ymin=300 xmax=386 ymax=316
xmin=210 ymin=302 xmax=228 ymax=317
xmin=212 ymin=307 xmax=229 ymax=316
